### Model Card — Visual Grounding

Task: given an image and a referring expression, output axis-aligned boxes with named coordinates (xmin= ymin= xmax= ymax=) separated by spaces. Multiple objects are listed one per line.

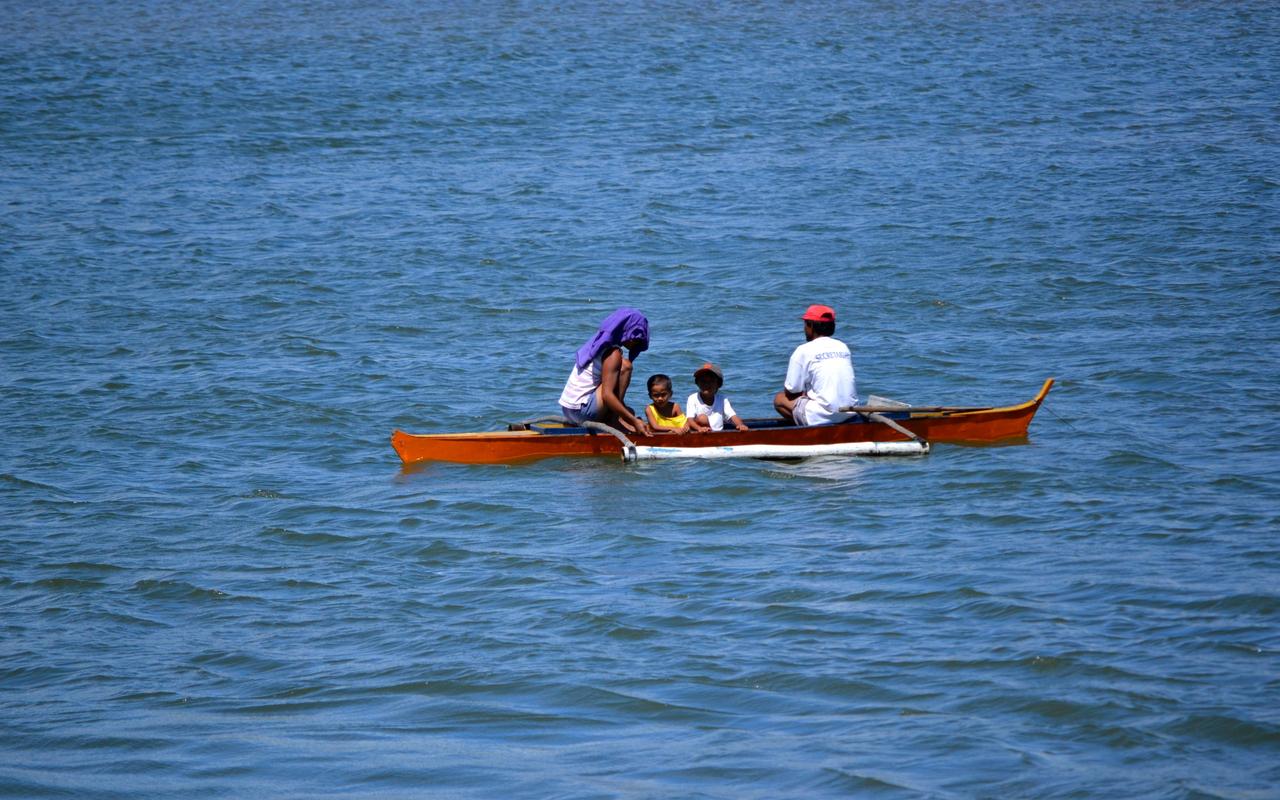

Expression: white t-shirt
xmin=559 ymin=354 xmax=603 ymax=409
xmin=784 ymin=336 xmax=857 ymax=425
xmin=685 ymin=392 xmax=738 ymax=431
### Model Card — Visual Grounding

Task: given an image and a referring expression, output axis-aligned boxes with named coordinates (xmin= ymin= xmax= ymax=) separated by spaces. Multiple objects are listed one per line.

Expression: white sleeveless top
xmin=558 ymin=354 xmax=603 ymax=409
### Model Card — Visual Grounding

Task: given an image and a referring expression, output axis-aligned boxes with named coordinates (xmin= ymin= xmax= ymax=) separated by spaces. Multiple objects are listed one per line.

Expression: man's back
xmin=784 ymin=336 xmax=857 ymax=424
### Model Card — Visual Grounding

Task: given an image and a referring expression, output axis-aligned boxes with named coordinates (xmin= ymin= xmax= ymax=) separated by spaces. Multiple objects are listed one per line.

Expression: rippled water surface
xmin=3 ymin=1 xmax=1278 ymax=797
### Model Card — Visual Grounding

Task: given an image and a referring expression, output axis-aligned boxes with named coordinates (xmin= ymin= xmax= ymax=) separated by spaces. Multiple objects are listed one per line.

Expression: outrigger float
xmin=391 ymin=378 xmax=1054 ymax=465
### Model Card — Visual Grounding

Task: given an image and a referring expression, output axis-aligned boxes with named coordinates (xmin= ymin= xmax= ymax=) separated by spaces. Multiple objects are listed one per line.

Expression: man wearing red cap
xmin=773 ymin=304 xmax=858 ymax=426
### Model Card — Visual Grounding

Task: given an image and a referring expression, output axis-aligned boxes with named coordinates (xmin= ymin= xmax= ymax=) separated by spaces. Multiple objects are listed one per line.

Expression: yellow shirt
xmin=647 ymin=403 xmax=687 ymax=430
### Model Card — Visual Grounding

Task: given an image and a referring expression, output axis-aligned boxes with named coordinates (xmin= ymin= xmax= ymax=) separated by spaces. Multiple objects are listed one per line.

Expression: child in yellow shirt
xmin=644 ymin=374 xmax=690 ymax=434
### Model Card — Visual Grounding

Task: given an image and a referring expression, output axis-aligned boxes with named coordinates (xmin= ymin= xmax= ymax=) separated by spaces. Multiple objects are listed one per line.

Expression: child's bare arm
xmin=673 ymin=403 xmax=690 ymax=434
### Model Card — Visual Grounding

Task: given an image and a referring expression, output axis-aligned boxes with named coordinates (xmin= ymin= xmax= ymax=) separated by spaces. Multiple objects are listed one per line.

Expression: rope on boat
xmin=507 ymin=416 xmax=639 ymax=462
xmin=581 ymin=421 xmax=639 ymax=462
xmin=506 ymin=415 xmax=570 ymax=431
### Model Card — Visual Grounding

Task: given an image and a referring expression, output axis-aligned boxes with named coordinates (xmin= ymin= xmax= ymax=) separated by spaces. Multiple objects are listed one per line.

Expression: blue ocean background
xmin=2 ymin=1 xmax=1278 ymax=797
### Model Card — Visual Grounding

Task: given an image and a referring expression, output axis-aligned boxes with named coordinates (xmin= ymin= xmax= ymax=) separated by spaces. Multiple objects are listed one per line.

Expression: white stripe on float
xmin=629 ymin=441 xmax=928 ymax=461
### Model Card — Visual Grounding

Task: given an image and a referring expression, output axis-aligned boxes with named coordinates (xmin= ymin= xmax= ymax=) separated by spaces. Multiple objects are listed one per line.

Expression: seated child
xmin=644 ymin=374 xmax=690 ymax=433
xmin=686 ymin=362 xmax=749 ymax=432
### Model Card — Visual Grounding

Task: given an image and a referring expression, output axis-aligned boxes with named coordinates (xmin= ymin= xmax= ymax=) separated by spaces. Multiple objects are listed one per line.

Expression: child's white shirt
xmin=685 ymin=392 xmax=737 ymax=431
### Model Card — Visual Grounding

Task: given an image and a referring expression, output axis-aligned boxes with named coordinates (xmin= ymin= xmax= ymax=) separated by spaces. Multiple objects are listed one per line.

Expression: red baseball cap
xmin=694 ymin=362 xmax=724 ymax=384
xmin=801 ymin=304 xmax=836 ymax=322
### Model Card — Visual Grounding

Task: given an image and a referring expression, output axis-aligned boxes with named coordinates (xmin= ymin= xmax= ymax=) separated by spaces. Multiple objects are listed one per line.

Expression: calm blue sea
xmin=2 ymin=1 xmax=1278 ymax=797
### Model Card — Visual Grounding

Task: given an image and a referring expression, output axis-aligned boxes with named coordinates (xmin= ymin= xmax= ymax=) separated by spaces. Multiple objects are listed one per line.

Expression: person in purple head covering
xmin=558 ymin=307 xmax=654 ymax=436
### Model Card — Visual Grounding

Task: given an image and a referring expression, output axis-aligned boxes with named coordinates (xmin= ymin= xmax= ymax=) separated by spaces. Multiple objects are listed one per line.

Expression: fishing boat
xmin=391 ymin=378 xmax=1054 ymax=465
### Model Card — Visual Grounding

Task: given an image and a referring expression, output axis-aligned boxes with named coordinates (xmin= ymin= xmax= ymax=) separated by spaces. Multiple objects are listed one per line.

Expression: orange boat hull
xmin=392 ymin=378 xmax=1054 ymax=465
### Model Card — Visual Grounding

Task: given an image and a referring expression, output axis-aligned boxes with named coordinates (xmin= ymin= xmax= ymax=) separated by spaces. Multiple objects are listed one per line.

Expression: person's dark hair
xmin=646 ymin=374 xmax=672 ymax=393
xmin=810 ymin=319 xmax=836 ymax=337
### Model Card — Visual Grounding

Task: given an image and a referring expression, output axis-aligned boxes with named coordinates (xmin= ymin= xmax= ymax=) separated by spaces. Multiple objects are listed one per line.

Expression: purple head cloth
xmin=575 ymin=307 xmax=649 ymax=369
